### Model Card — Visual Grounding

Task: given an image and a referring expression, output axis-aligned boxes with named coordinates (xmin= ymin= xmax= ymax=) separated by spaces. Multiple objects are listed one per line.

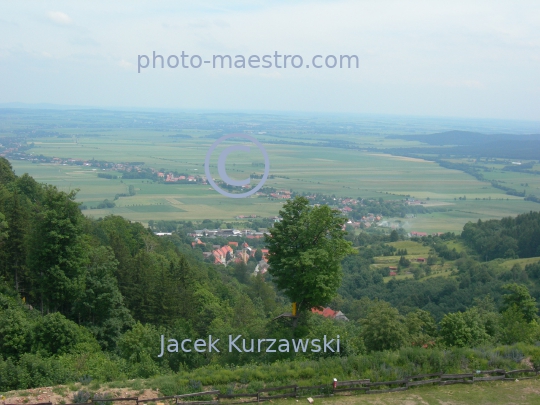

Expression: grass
xmin=498 ymin=257 xmax=540 ymax=270
xmin=127 ymin=205 xmax=186 ymax=213
xmin=387 ymin=241 xmax=431 ymax=256
xmin=52 ymin=387 xmax=68 ymax=396
xmin=270 ymin=379 xmax=540 ymax=405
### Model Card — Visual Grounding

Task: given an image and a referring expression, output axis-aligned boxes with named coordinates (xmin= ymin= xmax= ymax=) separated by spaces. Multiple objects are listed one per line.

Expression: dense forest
xmin=1 ymin=157 xmax=540 ymax=391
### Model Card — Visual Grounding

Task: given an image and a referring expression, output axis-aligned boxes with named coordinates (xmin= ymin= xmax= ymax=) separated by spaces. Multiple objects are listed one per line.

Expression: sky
xmin=1 ymin=0 xmax=539 ymax=121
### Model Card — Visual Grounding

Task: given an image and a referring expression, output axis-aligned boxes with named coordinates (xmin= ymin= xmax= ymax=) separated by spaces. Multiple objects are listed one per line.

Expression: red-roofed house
xmin=311 ymin=307 xmax=349 ymax=321
xmin=411 ymin=231 xmax=428 ymax=237
xmin=212 ymin=245 xmax=234 ymax=265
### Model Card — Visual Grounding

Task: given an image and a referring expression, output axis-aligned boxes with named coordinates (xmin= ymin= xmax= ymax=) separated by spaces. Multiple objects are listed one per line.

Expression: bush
xmin=32 ymin=313 xmax=99 ymax=356
xmin=93 ymin=392 xmax=111 ymax=405
xmin=72 ymin=390 xmax=91 ymax=403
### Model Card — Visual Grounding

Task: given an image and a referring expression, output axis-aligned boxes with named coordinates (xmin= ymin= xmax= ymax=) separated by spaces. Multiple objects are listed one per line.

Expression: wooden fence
xmin=7 ymin=368 xmax=538 ymax=405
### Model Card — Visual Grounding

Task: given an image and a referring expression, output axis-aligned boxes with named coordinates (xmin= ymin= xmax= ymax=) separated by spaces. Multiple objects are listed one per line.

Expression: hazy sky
xmin=1 ymin=1 xmax=539 ymax=120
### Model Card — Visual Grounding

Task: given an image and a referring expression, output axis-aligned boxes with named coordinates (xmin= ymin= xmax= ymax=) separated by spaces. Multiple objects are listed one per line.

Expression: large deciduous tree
xmin=266 ymin=196 xmax=355 ymax=326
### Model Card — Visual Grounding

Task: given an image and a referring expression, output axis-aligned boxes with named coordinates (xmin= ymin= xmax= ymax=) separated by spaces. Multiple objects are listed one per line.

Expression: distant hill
xmin=387 ymin=130 xmax=540 ymax=145
xmin=386 ymin=130 xmax=540 ymax=159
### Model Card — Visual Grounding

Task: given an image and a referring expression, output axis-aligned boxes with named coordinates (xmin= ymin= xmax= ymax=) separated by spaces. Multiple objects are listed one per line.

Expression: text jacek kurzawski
xmin=158 ymin=335 xmax=340 ymax=357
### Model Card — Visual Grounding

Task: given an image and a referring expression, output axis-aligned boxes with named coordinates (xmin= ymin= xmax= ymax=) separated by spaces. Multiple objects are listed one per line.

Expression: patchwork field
xmin=4 ymin=111 xmax=540 ymax=230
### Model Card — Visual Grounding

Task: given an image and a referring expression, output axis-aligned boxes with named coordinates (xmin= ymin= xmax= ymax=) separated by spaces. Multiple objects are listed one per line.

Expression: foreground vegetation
xmin=1 ymin=344 xmax=539 ymax=396
xmin=2 ymin=157 xmax=540 ymax=394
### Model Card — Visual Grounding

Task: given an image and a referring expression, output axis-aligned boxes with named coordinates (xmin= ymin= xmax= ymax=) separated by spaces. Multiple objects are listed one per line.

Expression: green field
xmin=498 ymin=257 xmax=540 ymax=270
xmin=5 ymin=111 xmax=540 ymax=230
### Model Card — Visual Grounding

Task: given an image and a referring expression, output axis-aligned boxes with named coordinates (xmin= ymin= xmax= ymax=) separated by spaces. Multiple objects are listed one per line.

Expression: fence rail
xmin=9 ymin=368 xmax=538 ymax=405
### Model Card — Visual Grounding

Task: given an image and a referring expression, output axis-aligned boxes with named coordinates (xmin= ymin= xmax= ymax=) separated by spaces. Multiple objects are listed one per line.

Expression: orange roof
xmin=228 ymin=241 xmax=238 ymax=246
xmin=311 ymin=307 xmax=338 ymax=318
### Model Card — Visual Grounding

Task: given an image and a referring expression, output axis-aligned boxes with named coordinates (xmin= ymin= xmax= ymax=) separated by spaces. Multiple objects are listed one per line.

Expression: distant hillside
xmin=386 ymin=130 xmax=540 ymax=159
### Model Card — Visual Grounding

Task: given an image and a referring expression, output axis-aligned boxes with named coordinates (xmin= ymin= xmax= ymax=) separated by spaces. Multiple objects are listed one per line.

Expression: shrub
xmin=93 ymin=392 xmax=111 ymax=405
xmin=32 ymin=313 xmax=99 ymax=356
xmin=72 ymin=390 xmax=91 ymax=404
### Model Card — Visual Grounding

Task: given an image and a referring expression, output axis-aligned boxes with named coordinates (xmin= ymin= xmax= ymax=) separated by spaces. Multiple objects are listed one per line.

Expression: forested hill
xmin=0 ymin=157 xmax=284 ymax=369
xmin=462 ymin=212 xmax=540 ymax=260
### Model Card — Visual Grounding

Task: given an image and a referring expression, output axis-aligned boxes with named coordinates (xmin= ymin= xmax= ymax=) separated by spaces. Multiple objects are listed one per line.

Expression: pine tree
xmin=27 ymin=186 xmax=88 ymax=314
xmin=4 ymin=191 xmax=29 ymax=293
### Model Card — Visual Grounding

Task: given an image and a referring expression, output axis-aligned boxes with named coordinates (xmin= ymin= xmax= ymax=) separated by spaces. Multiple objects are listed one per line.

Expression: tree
xmin=247 ymin=273 xmax=277 ymax=317
xmin=0 ymin=212 xmax=7 ymax=242
xmin=0 ymin=157 xmax=16 ymax=185
xmin=254 ymin=248 xmax=263 ymax=261
xmin=399 ymin=256 xmax=410 ymax=267
xmin=439 ymin=309 xmax=489 ymax=347
xmin=266 ymin=197 xmax=355 ymax=326
xmin=360 ymin=300 xmax=408 ymax=352
xmin=27 ymin=186 xmax=88 ymax=314
xmin=0 ymin=307 xmax=31 ymax=359
xmin=32 ymin=312 xmax=99 ymax=356
xmin=501 ymin=283 xmax=537 ymax=323
xmin=233 ymin=261 xmax=249 ymax=284
xmin=2 ymin=191 xmax=29 ymax=293
xmin=117 ymin=322 xmax=166 ymax=377
xmin=72 ymin=246 xmax=134 ymax=349
xmin=439 ymin=312 xmax=471 ymax=347
xmin=405 ymin=309 xmax=436 ymax=346
xmin=499 ymin=305 xmax=540 ymax=344
xmin=390 ymin=229 xmax=399 ymax=242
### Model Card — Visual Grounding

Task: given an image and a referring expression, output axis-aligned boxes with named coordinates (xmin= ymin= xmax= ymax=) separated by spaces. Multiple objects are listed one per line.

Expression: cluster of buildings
xmin=406 ymin=198 xmax=426 ymax=206
xmin=269 ymin=190 xmax=292 ymax=199
xmin=195 ymin=239 xmax=270 ymax=271
xmin=158 ymin=172 xmax=202 ymax=183
xmin=190 ymin=228 xmax=267 ymax=239
xmin=235 ymin=214 xmax=258 ymax=219
xmin=5 ymin=150 xmax=163 ymax=177
xmin=5 ymin=147 xmax=210 ymax=185
xmin=0 ymin=139 xmax=24 ymax=157
xmin=342 ymin=213 xmax=383 ymax=230
xmin=409 ymin=231 xmax=444 ymax=238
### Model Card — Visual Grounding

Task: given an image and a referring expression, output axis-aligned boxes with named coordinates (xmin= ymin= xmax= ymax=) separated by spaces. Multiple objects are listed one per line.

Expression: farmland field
xmin=3 ymin=109 xmax=540 ymax=231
